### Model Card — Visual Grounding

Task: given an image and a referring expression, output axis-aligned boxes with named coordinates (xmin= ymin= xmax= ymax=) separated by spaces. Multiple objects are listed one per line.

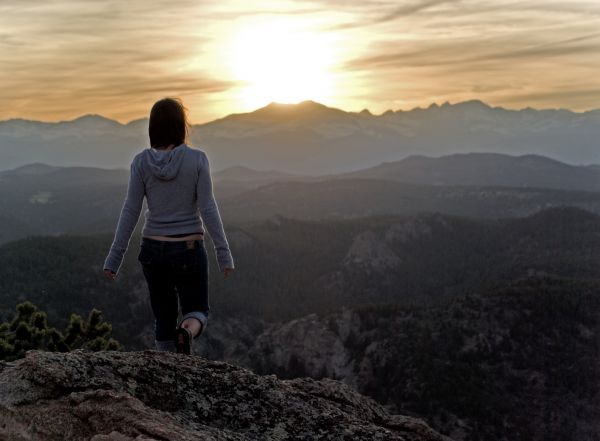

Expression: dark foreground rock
xmin=0 ymin=350 xmax=452 ymax=441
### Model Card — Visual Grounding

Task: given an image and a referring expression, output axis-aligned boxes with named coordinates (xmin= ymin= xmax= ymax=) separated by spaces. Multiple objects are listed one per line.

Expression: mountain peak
xmin=53 ymin=114 xmax=124 ymax=130
xmin=453 ymin=99 xmax=491 ymax=110
xmin=223 ymin=100 xmax=349 ymax=123
xmin=126 ymin=117 xmax=148 ymax=126
xmin=69 ymin=114 xmax=119 ymax=124
xmin=261 ymin=100 xmax=331 ymax=112
xmin=434 ymin=99 xmax=491 ymax=111
xmin=8 ymin=162 xmax=61 ymax=175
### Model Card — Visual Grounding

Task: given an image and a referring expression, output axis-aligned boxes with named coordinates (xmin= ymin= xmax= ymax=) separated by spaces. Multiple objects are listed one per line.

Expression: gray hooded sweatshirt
xmin=103 ymin=143 xmax=234 ymax=276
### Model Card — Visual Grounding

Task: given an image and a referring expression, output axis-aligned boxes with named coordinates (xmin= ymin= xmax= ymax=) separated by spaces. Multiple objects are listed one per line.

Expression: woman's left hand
xmin=223 ymin=268 xmax=234 ymax=279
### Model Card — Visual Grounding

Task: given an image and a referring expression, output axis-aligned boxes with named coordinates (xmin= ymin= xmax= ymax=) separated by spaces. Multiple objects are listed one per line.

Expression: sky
xmin=1 ymin=0 xmax=599 ymax=123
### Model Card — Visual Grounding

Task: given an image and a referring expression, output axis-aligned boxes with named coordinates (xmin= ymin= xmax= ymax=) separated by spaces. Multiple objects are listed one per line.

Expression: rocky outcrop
xmin=247 ymin=310 xmax=357 ymax=386
xmin=0 ymin=349 xmax=452 ymax=441
xmin=343 ymin=230 xmax=401 ymax=273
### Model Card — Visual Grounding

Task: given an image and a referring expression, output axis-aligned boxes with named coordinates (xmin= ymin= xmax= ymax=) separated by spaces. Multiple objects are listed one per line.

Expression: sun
xmin=227 ymin=18 xmax=336 ymax=109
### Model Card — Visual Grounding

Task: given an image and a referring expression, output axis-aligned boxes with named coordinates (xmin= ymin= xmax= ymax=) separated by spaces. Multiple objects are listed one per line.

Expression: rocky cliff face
xmin=0 ymin=349 xmax=452 ymax=441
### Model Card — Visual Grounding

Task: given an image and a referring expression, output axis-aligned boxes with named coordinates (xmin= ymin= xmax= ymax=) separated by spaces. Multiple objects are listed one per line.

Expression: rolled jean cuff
xmin=179 ymin=311 xmax=208 ymax=337
xmin=155 ymin=339 xmax=176 ymax=352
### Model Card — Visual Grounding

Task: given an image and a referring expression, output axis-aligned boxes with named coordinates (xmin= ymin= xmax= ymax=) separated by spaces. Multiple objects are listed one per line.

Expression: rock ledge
xmin=0 ymin=350 xmax=452 ymax=440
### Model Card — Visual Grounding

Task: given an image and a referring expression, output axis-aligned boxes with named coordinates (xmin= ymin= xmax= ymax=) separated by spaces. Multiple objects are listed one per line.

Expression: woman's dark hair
xmin=148 ymin=97 xmax=191 ymax=148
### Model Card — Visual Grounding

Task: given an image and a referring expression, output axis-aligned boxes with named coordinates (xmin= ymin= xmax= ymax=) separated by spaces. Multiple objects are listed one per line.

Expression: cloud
xmin=327 ymin=0 xmax=461 ymax=30
xmin=0 ymin=0 xmax=240 ymax=121
xmin=344 ymin=31 xmax=600 ymax=71
xmin=376 ymin=0 xmax=460 ymax=22
xmin=325 ymin=1 xmax=600 ymax=112
xmin=1 ymin=0 xmax=600 ymax=120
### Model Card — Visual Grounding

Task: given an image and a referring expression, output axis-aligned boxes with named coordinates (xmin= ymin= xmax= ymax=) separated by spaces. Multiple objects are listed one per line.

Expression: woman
xmin=103 ymin=97 xmax=234 ymax=355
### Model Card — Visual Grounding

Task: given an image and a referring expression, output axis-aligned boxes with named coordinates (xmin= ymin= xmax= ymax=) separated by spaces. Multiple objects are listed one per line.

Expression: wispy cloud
xmin=326 ymin=0 xmax=600 ymax=112
xmin=327 ymin=0 xmax=462 ymax=30
xmin=345 ymin=31 xmax=600 ymax=70
xmin=0 ymin=0 xmax=239 ymax=121
xmin=1 ymin=0 xmax=600 ymax=121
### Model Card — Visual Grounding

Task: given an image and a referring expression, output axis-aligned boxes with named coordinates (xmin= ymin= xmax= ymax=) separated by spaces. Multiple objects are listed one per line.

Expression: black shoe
xmin=174 ymin=327 xmax=193 ymax=355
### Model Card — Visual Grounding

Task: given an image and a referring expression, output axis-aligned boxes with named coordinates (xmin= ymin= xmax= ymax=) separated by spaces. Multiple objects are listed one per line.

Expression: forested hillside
xmin=0 ymin=207 xmax=598 ymax=351
xmin=240 ymin=276 xmax=600 ymax=441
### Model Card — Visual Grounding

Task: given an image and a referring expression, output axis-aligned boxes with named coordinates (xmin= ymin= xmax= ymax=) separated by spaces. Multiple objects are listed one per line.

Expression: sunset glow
xmin=226 ymin=18 xmax=337 ymax=109
xmin=1 ymin=0 xmax=600 ymax=123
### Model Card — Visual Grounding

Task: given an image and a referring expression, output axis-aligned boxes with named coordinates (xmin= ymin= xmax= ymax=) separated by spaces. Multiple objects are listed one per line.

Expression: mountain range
xmin=2 ymin=152 xmax=600 ymax=245
xmin=2 ymin=100 xmax=599 ymax=173
xmin=336 ymin=152 xmax=600 ymax=192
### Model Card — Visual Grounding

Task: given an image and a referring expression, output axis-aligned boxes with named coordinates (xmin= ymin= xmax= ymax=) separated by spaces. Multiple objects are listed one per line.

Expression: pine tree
xmin=0 ymin=301 xmax=121 ymax=361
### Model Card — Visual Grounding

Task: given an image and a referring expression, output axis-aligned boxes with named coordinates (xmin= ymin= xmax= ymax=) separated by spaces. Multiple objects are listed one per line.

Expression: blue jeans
xmin=137 ymin=237 xmax=210 ymax=351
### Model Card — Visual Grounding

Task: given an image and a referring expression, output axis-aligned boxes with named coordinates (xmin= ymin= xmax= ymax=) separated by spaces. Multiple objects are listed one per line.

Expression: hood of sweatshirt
xmin=145 ymin=143 xmax=187 ymax=180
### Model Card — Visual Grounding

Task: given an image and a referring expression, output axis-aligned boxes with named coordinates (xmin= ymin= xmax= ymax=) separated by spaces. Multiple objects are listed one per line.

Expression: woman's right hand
xmin=104 ymin=268 xmax=116 ymax=281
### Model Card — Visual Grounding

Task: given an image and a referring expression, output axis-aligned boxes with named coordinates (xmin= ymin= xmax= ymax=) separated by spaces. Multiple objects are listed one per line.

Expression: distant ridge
xmin=4 ymin=163 xmax=62 ymax=175
xmin=1 ymin=99 xmax=597 ymax=125
xmin=337 ymin=152 xmax=600 ymax=192
xmin=2 ymin=99 xmax=600 ymax=173
xmin=2 ymin=154 xmax=600 ymax=245
xmin=5 ymin=152 xmax=600 ymax=193
xmin=212 ymin=165 xmax=296 ymax=182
